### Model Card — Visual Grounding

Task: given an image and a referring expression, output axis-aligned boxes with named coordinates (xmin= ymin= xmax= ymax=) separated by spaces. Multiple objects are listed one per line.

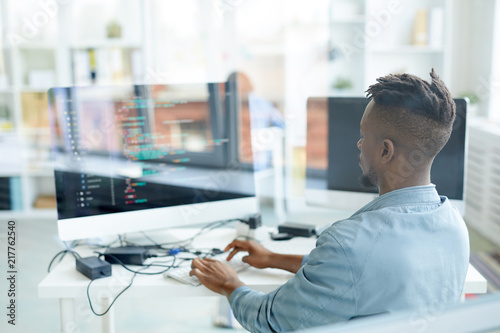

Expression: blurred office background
xmin=0 ymin=0 xmax=499 ymax=332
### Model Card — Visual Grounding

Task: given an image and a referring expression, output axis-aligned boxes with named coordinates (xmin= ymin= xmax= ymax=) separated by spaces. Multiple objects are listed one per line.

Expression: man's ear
xmin=380 ymin=139 xmax=395 ymax=164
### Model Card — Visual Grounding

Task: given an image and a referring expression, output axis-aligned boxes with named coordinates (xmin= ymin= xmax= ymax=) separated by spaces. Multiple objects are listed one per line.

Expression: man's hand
xmin=190 ymin=258 xmax=245 ymax=299
xmin=225 ymin=239 xmax=305 ymax=274
xmin=225 ymin=239 xmax=274 ymax=269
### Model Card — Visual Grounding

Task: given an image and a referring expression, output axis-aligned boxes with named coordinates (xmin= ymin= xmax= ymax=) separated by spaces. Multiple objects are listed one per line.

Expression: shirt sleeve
xmin=229 ymin=228 xmax=357 ymax=333
xmin=301 ymin=254 xmax=309 ymax=267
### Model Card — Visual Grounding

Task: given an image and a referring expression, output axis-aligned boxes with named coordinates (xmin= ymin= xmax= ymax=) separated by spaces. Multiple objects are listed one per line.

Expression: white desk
xmin=38 ymin=228 xmax=487 ymax=333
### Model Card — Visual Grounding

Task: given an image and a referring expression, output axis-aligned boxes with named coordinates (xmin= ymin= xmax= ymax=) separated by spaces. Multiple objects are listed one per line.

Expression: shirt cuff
xmin=301 ymin=254 xmax=309 ymax=267
xmin=229 ymin=285 xmax=252 ymax=306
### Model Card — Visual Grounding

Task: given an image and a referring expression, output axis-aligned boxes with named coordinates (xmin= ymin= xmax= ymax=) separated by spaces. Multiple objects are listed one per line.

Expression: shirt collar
xmin=352 ymin=184 xmax=442 ymax=216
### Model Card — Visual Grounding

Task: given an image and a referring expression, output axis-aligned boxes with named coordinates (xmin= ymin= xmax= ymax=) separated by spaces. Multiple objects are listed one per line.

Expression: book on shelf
xmin=0 ymin=177 xmax=11 ymax=210
xmin=0 ymin=177 xmax=22 ymax=211
xmin=33 ymin=195 xmax=57 ymax=209
xmin=73 ymin=49 xmax=92 ymax=85
xmin=0 ymin=102 xmax=13 ymax=130
xmin=72 ymin=47 xmax=141 ymax=85
xmin=413 ymin=8 xmax=428 ymax=46
xmin=21 ymin=92 xmax=50 ymax=128
xmin=412 ymin=7 xmax=444 ymax=48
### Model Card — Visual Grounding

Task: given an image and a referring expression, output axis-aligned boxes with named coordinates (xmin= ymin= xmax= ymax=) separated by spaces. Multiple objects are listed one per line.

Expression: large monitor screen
xmin=306 ymin=97 xmax=467 ymax=212
xmin=48 ymin=83 xmax=258 ymax=240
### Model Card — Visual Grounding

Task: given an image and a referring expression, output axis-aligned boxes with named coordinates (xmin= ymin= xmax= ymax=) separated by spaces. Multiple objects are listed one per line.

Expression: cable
xmin=47 ymin=249 xmax=81 ymax=273
xmin=176 ymin=219 xmax=235 ymax=248
xmin=86 ymin=257 xmax=177 ymax=316
xmin=118 ymin=219 xmax=236 ymax=249
xmin=140 ymin=231 xmax=162 ymax=247
xmin=86 ymin=266 xmax=145 ymax=316
xmin=93 ymin=252 xmax=177 ymax=275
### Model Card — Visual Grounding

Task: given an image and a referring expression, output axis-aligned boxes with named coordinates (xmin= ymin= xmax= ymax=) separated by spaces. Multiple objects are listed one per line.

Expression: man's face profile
xmin=357 ymin=100 xmax=378 ymax=191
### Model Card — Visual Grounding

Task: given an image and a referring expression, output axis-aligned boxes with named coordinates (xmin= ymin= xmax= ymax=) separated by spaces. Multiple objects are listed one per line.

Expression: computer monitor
xmin=305 ymin=97 xmax=467 ymax=215
xmin=48 ymin=83 xmax=258 ymax=241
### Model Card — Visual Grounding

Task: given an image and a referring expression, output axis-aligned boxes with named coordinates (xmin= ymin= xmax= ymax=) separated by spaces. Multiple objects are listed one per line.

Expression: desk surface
xmin=39 ymin=228 xmax=487 ymax=299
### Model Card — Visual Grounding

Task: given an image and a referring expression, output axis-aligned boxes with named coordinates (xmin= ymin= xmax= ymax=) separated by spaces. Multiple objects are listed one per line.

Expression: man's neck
xmin=378 ymin=172 xmax=432 ymax=196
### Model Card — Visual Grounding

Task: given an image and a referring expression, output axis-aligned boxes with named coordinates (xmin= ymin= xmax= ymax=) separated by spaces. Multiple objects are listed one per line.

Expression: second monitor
xmin=306 ymin=97 xmax=467 ymax=214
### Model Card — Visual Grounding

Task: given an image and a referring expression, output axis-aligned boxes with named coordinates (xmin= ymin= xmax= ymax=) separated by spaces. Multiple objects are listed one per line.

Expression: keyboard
xmin=164 ymin=251 xmax=250 ymax=286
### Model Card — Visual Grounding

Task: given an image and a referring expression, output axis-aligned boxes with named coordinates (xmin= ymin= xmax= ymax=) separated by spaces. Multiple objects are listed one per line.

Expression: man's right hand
xmin=224 ymin=239 xmax=305 ymax=274
xmin=224 ymin=239 xmax=274 ymax=269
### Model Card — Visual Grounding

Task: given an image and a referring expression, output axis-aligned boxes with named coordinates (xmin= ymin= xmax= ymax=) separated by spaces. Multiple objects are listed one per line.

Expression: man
xmin=190 ymin=70 xmax=470 ymax=332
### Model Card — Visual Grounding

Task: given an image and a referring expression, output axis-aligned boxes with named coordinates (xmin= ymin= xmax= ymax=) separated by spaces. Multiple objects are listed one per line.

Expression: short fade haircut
xmin=366 ymin=69 xmax=456 ymax=160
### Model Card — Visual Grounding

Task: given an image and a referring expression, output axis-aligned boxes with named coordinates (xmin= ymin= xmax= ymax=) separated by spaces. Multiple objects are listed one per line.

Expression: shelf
xmin=70 ymin=40 xmax=142 ymax=49
xmin=20 ymin=87 xmax=52 ymax=93
xmin=0 ymin=127 xmax=16 ymax=134
xmin=16 ymin=43 xmax=57 ymax=50
xmin=25 ymin=170 xmax=54 ymax=177
xmin=0 ymin=209 xmax=57 ymax=220
xmin=0 ymin=87 xmax=54 ymax=94
xmin=247 ymin=43 xmax=285 ymax=56
xmin=368 ymin=45 xmax=445 ymax=54
xmin=330 ymin=16 xmax=365 ymax=24
xmin=21 ymin=127 xmax=51 ymax=135
xmin=0 ymin=171 xmax=22 ymax=177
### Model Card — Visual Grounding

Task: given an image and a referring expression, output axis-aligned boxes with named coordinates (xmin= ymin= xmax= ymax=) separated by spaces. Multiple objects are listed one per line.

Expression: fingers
xmin=224 ymin=239 xmax=255 ymax=261
xmin=190 ymin=258 xmax=214 ymax=279
xmin=224 ymin=239 xmax=252 ymax=252
xmin=189 ymin=260 xmax=203 ymax=279
xmin=191 ymin=257 xmax=206 ymax=269
xmin=226 ymin=248 xmax=241 ymax=261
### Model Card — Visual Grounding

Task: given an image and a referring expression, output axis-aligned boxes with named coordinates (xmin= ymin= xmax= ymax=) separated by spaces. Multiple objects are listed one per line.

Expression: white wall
xmin=450 ymin=0 xmax=496 ymax=116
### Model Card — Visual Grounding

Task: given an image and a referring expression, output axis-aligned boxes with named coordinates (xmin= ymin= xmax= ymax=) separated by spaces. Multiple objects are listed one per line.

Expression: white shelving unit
xmin=0 ymin=0 xmax=255 ymax=219
xmin=327 ymin=0 xmax=452 ymax=96
xmin=0 ymin=0 xmax=148 ymax=219
xmin=284 ymin=0 xmax=454 ymax=204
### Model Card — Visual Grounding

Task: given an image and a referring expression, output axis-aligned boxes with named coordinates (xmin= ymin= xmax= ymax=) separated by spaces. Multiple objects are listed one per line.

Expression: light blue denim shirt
xmin=230 ymin=185 xmax=470 ymax=333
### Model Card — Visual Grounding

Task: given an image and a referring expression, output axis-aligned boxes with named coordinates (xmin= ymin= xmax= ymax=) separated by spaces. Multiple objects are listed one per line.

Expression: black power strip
xmin=277 ymin=223 xmax=318 ymax=238
xmin=76 ymin=257 xmax=112 ymax=280
xmin=103 ymin=247 xmax=150 ymax=266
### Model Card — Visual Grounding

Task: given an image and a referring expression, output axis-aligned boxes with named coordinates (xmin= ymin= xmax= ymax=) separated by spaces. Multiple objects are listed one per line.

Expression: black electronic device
xmin=277 ymin=223 xmax=318 ymax=238
xmin=270 ymin=232 xmax=294 ymax=241
xmin=104 ymin=247 xmax=149 ymax=266
xmin=76 ymin=256 xmax=112 ymax=280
